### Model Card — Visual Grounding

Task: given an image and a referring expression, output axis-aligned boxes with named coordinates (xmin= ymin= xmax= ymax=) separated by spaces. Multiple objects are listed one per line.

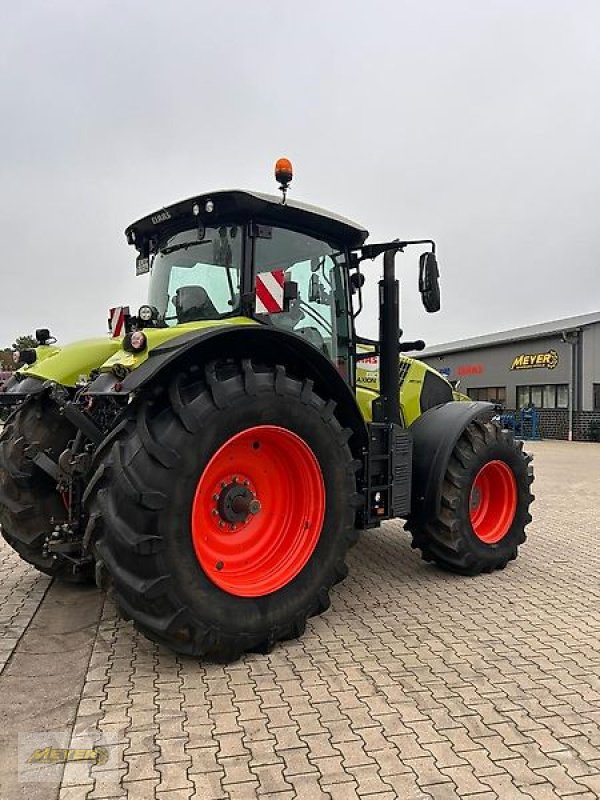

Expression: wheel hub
xmin=216 ymin=479 xmax=261 ymax=524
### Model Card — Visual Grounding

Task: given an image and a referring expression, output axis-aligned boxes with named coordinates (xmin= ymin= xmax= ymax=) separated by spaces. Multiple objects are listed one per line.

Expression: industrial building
xmin=420 ymin=311 xmax=600 ymax=440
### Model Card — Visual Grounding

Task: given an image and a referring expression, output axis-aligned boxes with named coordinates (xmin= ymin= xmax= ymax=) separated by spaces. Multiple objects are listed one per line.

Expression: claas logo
xmin=511 ymin=350 xmax=559 ymax=370
xmin=359 ymin=355 xmax=379 ymax=371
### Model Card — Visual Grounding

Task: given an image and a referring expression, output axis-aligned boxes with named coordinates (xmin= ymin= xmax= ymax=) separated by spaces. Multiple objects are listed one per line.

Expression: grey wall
xmin=422 ymin=334 xmax=574 ymax=409
xmin=582 ymin=323 xmax=600 ymax=411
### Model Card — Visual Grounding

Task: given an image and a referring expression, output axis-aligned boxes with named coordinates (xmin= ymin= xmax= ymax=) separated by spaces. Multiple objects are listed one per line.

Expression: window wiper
xmin=160 ymin=240 xmax=211 ymax=255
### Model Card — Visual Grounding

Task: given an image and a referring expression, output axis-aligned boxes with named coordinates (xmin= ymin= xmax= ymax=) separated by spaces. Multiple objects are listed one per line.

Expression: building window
xmin=594 ymin=384 xmax=600 ymax=411
xmin=469 ymin=387 xmax=506 ymax=404
xmin=542 ymin=385 xmax=555 ymax=409
xmin=556 ymin=385 xmax=569 ymax=409
xmin=517 ymin=386 xmax=529 ymax=409
xmin=517 ymin=384 xmax=569 ymax=409
xmin=530 ymin=386 xmax=543 ymax=407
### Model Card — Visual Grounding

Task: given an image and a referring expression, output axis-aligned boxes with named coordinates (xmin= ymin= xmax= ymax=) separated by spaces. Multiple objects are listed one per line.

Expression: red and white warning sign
xmin=108 ymin=306 xmax=129 ymax=338
xmin=255 ymin=270 xmax=285 ymax=314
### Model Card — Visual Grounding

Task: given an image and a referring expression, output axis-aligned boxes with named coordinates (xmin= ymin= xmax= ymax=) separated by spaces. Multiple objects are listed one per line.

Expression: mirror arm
xmin=355 ymin=238 xmax=436 ymax=264
xmin=352 ymin=291 xmax=363 ymax=318
xmin=403 ymin=239 xmax=436 ymax=254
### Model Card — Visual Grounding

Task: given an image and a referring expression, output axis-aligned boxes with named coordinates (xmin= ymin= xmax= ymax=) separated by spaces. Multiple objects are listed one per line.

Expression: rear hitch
xmin=42 ymin=523 xmax=92 ymax=572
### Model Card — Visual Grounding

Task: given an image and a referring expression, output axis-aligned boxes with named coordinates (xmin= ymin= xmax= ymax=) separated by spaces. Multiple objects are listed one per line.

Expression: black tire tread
xmin=406 ymin=419 xmax=534 ymax=575
xmin=0 ymin=400 xmax=92 ymax=582
xmin=85 ymin=361 xmax=358 ymax=661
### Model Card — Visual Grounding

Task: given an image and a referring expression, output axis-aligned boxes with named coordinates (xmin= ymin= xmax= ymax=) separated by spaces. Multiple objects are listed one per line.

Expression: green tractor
xmin=0 ymin=162 xmax=533 ymax=661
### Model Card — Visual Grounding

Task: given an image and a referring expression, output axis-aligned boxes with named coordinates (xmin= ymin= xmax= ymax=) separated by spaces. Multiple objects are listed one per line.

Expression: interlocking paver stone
xmin=0 ymin=539 xmax=51 ymax=674
xmin=3 ymin=440 xmax=600 ymax=799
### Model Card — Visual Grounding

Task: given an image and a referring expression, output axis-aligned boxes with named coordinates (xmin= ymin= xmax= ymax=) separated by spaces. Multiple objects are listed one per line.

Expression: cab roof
xmin=125 ymin=189 xmax=369 ymax=250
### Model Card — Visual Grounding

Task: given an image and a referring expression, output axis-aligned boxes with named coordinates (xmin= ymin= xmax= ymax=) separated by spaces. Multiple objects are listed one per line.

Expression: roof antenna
xmin=274 ymin=157 xmax=293 ymax=204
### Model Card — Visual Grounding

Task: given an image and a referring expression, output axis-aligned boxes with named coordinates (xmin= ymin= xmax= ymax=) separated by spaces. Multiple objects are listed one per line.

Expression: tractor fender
xmin=0 ymin=375 xmax=47 ymax=405
xmin=87 ymin=324 xmax=369 ymax=449
xmin=408 ymin=400 xmax=495 ymax=523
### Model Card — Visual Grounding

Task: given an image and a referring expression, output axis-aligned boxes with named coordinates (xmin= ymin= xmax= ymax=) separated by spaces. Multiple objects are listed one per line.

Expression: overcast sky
xmin=1 ymin=1 xmax=599 ymax=348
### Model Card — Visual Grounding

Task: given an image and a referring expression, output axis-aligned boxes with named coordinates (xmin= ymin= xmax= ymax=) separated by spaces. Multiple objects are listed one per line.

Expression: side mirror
xmin=136 ymin=239 xmax=151 ymax=276
xmin=349 ymin=272 xmax=365 ymax=294
xmin=308 ymin=274 xmax=330 ymax=304
xmin=283 ymin=280 xmax=298 ymax=312
xmin=419 ymin=252 xmax=441 ymax=313
xmin=309 ymin=273 xmax=320 ymax=302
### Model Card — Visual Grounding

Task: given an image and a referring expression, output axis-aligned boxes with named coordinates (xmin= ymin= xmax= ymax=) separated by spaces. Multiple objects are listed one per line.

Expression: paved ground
xmin=1 ymin=440 xmax=599 ymax=799
xmin=0 ymin=539 xmax=50 ymax=673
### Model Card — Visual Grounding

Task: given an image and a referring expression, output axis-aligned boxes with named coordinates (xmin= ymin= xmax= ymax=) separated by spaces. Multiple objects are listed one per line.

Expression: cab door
xmin=252 ymin=225 xmax=352 ymax=380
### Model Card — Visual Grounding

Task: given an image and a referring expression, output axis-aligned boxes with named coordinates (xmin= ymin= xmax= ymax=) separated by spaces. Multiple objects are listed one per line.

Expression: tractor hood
xmin=15 ymin=338 xmax=123 ymax=388
xmin=12 ymin=319 xmax=256 ymax=390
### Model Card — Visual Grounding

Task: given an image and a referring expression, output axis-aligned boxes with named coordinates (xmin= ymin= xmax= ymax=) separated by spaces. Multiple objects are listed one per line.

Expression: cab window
xmin=148 ymin=226 xmax=242 ymax=326
xmin=254 ymin=227 xmax=351 ymax=375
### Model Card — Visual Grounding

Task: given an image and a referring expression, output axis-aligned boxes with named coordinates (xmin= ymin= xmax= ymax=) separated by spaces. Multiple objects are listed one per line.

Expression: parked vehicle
xmin=0 ymin=161 xmax=534 ymax=660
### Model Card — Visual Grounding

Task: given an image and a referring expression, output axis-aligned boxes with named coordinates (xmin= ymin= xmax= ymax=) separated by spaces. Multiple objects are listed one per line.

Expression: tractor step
xmin=363 ymin=423 xmax=412 ymax=527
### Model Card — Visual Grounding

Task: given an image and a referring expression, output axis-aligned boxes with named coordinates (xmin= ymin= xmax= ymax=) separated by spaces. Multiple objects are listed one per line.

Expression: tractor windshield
xmin=148 ymin=226 xmax=242 ymax=325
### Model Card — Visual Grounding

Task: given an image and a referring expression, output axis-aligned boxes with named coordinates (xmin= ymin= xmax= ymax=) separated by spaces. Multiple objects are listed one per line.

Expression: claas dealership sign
xmin=510 ymin=349 xmax=559 ymax=370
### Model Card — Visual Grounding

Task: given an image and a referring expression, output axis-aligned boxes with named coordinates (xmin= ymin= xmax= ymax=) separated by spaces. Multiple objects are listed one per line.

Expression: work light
xmin=138 ymin=305 xmax=155 ymax=323
xmin=123 ymin=331 xmax=147 ymax=353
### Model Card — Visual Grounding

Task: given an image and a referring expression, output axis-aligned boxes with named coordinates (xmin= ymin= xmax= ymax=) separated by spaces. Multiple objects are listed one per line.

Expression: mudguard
xmin=86 ymin=325 xmax=369 ymax=448
xmin=408 ymin=400 xmax=495 ymax=523
xmin=0 ymin=375 xmax=47 ymax=404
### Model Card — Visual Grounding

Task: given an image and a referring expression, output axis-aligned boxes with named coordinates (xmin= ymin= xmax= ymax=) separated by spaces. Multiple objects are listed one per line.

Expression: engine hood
xmin=15 ymin=319 xmax=257 ymax=388
xmin=17 ymin=338 xmax=123 ymax=388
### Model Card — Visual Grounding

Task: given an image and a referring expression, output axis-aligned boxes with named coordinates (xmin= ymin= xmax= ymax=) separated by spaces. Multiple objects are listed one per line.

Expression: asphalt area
xmin=0 ymin=440 xmax=599 ymax=800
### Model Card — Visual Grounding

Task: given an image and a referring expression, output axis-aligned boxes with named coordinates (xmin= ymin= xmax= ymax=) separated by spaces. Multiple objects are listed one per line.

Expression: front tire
xmin=407 ymin=419 xmax=534 ymax=575
xmin=85 ymin=361 xmax=359 ymax=661
xmin=0 ymin=399 xmax=92 ymax=582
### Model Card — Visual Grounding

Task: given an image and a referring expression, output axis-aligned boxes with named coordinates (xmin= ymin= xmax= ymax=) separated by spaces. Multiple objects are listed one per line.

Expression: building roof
xmin=125 ymin=189 xmax=369 ymax=250
xmin=421 ymin=311 xmax=600 ymax=357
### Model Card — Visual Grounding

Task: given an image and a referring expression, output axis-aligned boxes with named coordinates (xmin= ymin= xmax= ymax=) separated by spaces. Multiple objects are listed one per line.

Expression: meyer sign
xmin=510 ymin=350 xmax=559 ymax=370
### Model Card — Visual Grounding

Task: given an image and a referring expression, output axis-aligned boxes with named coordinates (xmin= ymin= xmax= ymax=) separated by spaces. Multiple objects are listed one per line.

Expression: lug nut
xmin=249 ymin=499 xmax=261 ymax=515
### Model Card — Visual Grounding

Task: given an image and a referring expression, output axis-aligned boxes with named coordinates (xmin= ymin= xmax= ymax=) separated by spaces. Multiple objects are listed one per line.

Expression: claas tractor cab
xmin=0 ymin=160 xmax=533 ymax=661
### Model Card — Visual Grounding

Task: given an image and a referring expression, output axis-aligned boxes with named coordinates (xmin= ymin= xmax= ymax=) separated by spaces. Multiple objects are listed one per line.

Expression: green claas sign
xmin=510 ymin=350 xmax=559 ymax=370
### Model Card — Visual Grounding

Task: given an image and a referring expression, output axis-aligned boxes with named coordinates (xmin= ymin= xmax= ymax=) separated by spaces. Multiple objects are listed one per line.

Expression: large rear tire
xmin=406 ymin=419 xmax=534 ymax=575
xmin=0 ymin=400 xmax=92 ymax=582
xmin=85 ymin=361 xmax=359 ymax=661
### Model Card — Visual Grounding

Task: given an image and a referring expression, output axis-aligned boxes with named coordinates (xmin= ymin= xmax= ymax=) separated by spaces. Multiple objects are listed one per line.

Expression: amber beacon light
xmin=275 ymin=157 xmax=293 ymax=203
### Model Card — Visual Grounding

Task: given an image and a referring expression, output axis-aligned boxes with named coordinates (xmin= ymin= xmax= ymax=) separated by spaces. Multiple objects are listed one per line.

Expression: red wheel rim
xmin=469 ymin=460 xmax=518 ymax=544
xmin=191 ymin=425 xmax=325 ymax=597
